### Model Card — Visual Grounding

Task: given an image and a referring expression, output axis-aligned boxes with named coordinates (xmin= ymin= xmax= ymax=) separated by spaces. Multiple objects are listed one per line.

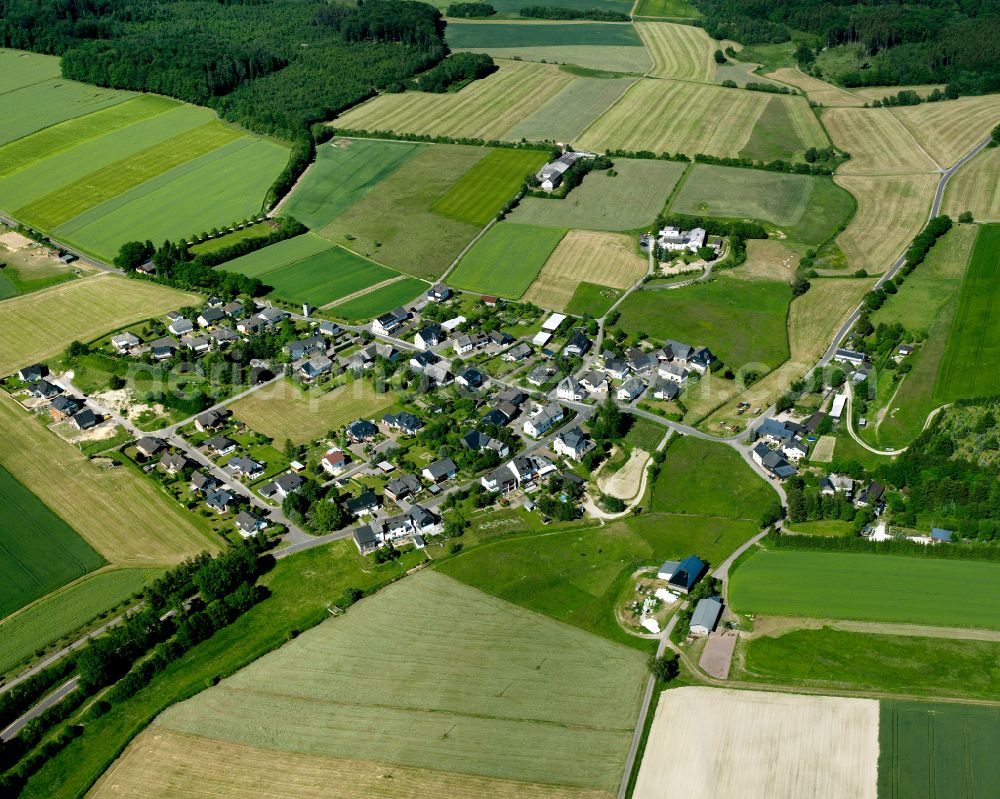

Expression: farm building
xmin=535 ymin=152 xmax=589 ymax=191
xmin=667 ymin=555 xmax=707 ymax=594
xmin=656 ymin=226 xmax=706 ymax=253
xmin=830 ymin=393 xmax=848 ymax=419
xmin=657 ymin=560 xmax=681 ymax=580
xmin=690 ymin=596 xmax=723 ymax=636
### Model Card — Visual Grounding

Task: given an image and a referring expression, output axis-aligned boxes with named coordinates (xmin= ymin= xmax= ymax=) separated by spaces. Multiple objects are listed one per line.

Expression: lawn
xmin=616 ymin=277 xmax=791 ymax=370
xmin=319 ymin=144 xmax=488 ymax=279
xmin=449 ymin=222 xmax=566 ymax=298
xmin=730 ymin=549 xmax=1000 ymax=629
xmin=934 ymin=225 xmax=1000 ymax=402
xmin=0 ymin=394 xmax=220 ymax=565
xmin=151 ymin=571 xmax=646 ymax=792
xmin=0 ymin=274 xmax=197 ymax=375
xmin=214 ymin=232 xmax=332 ymax=279
xmin=431 ymin=147 xmax=548 ymax=226
xmin=228 ymin=379 xmax=399 ymax=444
xmin=636 ymin=21 xmax=715 ymax=82
xmin=0 ymin=566 xmax=159 ymax=675
xmin=280 ymin=138 xmax=425 ymax=230
xmin=0 ymin=464 xmax=105 ymax=619
xmin=54 ymin=137 xmax=290 ymax=261
xmin=506 ymin=75 xmax=639 ymax=141
xmin=328 ymin=277 xmax=427 ymax=320
xmin=648 ymin=436 xmax=775 ymax=521
xmin=255 ymin=247 xmax=397 ymax=307
xmin=738 ymin=626 xmax=1000 ymax=702
xmin=511 ymin=158 xmax=685 ymax=231
xmin=879 ymin=701 xmax=1000 ymax=799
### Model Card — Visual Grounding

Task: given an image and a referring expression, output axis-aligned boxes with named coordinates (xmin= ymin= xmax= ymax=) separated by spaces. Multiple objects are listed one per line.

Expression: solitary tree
xmin=648 ymin=653 xmax=679 ymax=683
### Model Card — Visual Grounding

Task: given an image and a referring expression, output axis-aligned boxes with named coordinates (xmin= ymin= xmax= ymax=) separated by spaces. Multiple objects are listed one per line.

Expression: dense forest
xmin=695 ymin=0 xmax=1000 ymax=92
xmin=0 ymin=0 xmax=449 ymax=139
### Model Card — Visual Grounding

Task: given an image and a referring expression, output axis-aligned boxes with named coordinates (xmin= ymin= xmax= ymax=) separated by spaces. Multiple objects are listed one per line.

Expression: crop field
xmin=449 ymin=222 xmax=566 ymax=298
xmin=943 ymin=147 xmax=1000 ymax=221
xmin=765 ymin=68 xmax=865 ymax=106
xmin=262 ymin=248 xmax=397 ymax=307
xmin=0 ymin=464 xmax=105 ymax=619
xmin=511 ymin=158 xmax=684 ymax=231
xmin=489 ymin=0 xmax=631 ymax=11
xmin=523 ymin=230 xmax=647 ymax=311
xmin=636 ymin=21 xmax=715 ymax=82
xmin=319 ymin=144 xmax=489 ymax=279
xmin=507 ymin=76 xmax=639 ymax=142
xmin=280 ymin=138 xmax=425 ymax=230
xmin=215 ymin=232 xmax=332 ymax=278
xmin=431 ymin=148 xmax=549 ymax=226
xmin=934 ymin=225 xmax=1000 ymax=402
xmin=893 ymin=93 xmax=1000 ymax=167
xmin=879 ymin=701 xmax=1000 ymax=799
xmin=823 ymin=108 xmax=937 ymax=174
xmin=464 ymin=44 xmax=649 ymax=74
xmin=54 ymin=137 xmax=289 ymax=260
xmin=333 ymin=60 xmax=575 ymax=140
xmin=0 ymin=275 xmax=197 ymax=375
xmin=329 ymin=278 xmax=427 ymax=320
xmin=0 ymin=566 xmax=159 ymax=674
xmin=834 ymin=174 xmax=936 ymax=274
xmin=616 ymin=277 xmax=791 ymax=370
xmin=91 ymin=728 xmax=614 ymax=799
xmin=633 ymin=0 xmax=702 ymax=16
xmin=0 ymin=394 xmax=219 ymax=564
xmin=633 ymin=687 xmax=878 ymax=799
xmin=730 ymin=549 xmax=1000 ymax=629
xmin=149 ymin=571 xmax=645 ymax=792
xmin=229 ymin=379 xmax=399 ymax=444
xmin=446 ymin=21 xmax=644 ymax=48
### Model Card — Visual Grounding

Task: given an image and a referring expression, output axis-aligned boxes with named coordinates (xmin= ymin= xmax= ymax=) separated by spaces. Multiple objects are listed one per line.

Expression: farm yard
xmin=636 ymin=21 xmax=716 ymax=82
xmin=522 ymin=230 xmax=647 ymax=311
xmin=143 ymin=572 xmax=646 ymax=793
xmin=0 ymin=464 xmax=105 ymax=619
xmin=633 ymin=687 xmax=879 ymax=799
xmin=943 ymin=147 xmax=1000 ymax=221
xmin=329 ymin=278 xmax=428 ymax=320
xmin=730 ymin=549 xmax=1000 ymax=629
xmin=511 ymin=158 xmax=685 ymax=231
xmin=449 ymin=222 xmax=566 ymax=298
xmin=0 ymin=275 xmax=197 ymax=375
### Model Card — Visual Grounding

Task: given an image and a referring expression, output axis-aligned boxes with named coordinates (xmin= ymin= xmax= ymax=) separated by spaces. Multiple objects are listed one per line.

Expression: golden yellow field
xmin=523 ymin=230 xmax=647 ymax=310
xmin=943 ymin=147 xmax=1000 ymax=221
xmin=227 ymin=378 xmax=398 ymax=445
xmin=730 ymin=239 xmax=799 ymax=283
xmin=637 ymin=22 xmax=715 ymax=82
xmin=0 ymin=394 xmax=219 ymax=563
xmin=822 ymin=107 xmax=937 ymax=174
xmin=766 ymin=68 xmax=865 ymax=107
xmin=834 ymin=173 xmax=937 ymax=273
xmin=892 ymin=93 xmax=1000 ymax=167
xmin=0 ymin=274 xmax=197 ymax=375
xmin=331 ymin=60 xmax=574 ymax=140
xmin=90 ymin=728 xmax=613 ymax=799
xmin=633 ymin=687 xmax=879 ymax=799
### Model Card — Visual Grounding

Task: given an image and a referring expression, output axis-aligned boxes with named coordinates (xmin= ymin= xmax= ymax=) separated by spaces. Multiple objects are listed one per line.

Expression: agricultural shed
xmin=690 ymin=596 xmax=723 ymax=636
xmin=668 ymin=555 xmax=707 ymax=593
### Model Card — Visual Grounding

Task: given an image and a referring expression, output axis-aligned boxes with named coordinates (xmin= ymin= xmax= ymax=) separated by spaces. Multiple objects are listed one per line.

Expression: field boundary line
xmin=321 ymin=274 xmax=406 ymax=309
xmin=885 ymin=109 xmax=942 ymax=171
xmin=440 ymin=215 xmax=499 ymax=282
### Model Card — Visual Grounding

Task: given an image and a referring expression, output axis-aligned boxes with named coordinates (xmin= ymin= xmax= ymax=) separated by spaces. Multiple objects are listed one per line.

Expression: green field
xmin=739 ymin=626 xmax=1000 ymax=701
xmin=785 ymin=519 xmax=855 ymax=537
xmin=449 ymin=222 xmax=566 ymax=297
xmin=0 ymin=567 xmax=159 ymax=674
xmin=616 ymin=277 xmax=791 ymax=370
xmin=446 ymin=21 xmax=644 ymax=48
xmin=633 ymin=0 xmax=702 ymax=16
xmin=933 ymin=224 xmax=1000 ymax=402
xmin=431 ymin=148 xmax=548 ymax=226
xmin=511 ymin=158 xmax=686 ymax=231
xmin=730 ymin=549 xmax=1000 ymax=629
xmin=188 ymin=221 xmax=272 ymax=254
xmin=507 ymin=75 xmax=639 ymax=141
xmin=0 ymin=464 xmax=106 ymax=619
xmin=879 ymin=701 xmax=1000 ymax=799
xmin=280 ymin=138 xmax=425 ymax=230
xmin=739 ymin=96 xmax=830 ymax=162
xmin=154 ymin=571 xmax=645 ymax=792
xmin=489 ymin=0 xmax=631 ymax=10
xmin=215 ymin=232 xmax=332 ymax=278
xmin=565 ymin=281 xmax=623 ymax=316
xmin=0 ymin=48 xmax=61 ymax=93
xmin=329 ymin=277 xmax=427 ymax=320
xmin=669 ymin=165 xmax=855 ymax=245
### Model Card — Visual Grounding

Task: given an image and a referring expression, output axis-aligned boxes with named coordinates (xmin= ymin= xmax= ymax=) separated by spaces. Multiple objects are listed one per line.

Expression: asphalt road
xmin=0 ymin=678 xmax=80 ymax=742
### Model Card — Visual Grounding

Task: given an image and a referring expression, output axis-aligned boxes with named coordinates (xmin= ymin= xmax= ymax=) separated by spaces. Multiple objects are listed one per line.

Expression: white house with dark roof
xmin=553 ymin=426 xmax=591 ymax=461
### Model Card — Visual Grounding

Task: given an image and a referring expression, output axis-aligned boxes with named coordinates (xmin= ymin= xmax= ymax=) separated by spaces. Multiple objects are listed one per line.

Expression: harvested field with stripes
xmin=823 ymin=108 xmax=937 ymax=174
xmin=636 ymin=21 xmax=715 ymax=82
xmin=892 ymin=93 xmax=1000 ymax=167
xmin=834 ymin=173 xmax=936 ymax=273
xmin=506 ymin=76 xmax=638 ymax=142
xmin=765 ymin=68 xmax=864 ymax=106
xmin=943 ymin=147 xmax=1000 ymax=221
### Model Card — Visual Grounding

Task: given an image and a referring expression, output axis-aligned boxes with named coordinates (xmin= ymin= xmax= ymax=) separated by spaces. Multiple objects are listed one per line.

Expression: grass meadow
xmin=449 ymin=222 xmax=566 ymax=298
xmin=154 ymin=571 xmax=645 ymax=792
xmin=933 ymin=224 xmax=1000 ymax=402
xmin=489 ymin=0 xmax=631 ymax=11
xmin=507 ymin=75 xmax=639 ymax=141
xmin=565 ymin=281 xmax=625 ymax=316
xmin=616 ymin=276 xmax=791 ymax=370
xmin=0 ymin=48 xmax=61 ymax=92
xmin=879 ymin=701 xmax=1000 ymax=799
xmin=730 ymin=549 xmax=1000 ymax=629
xmin=632 ymin=0 xmax=701 ymax=16
xmin=0 ymin=566 xmax=159 ymax=674
xmin=319 ymin=144 xmax=488 ymax=279
xmin=637 ymin=21 xmax=715 ymax=82
xmin=512 ymin=158 xmax=685 ymax=231
xmin=943 ymin=147 xmax=1000 ymax=221
xmin=0 ymin=464 xmax=105 ymax=619
xmin=446 ymin=21 xmax=644 ymax=48
xmin=280 ymin=138 xmax=424 ymax=230
xmin=431 ymin=147 xmax=548 ymax=226
xmin=328 ymin=277 xmax=427 ymax=320
xmin=215 ymin=232 xmax=331 ymax=278
xmin=228 ymin=379 xmax=399 ymax=444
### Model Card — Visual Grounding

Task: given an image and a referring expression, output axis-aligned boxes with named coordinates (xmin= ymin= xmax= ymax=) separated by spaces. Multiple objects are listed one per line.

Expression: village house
xmin=195 ymin=408 xmax=231 ymax=432
xmin=752 ymin=442 xmax=797 ymax=479
xmin=856 ymin=480 xmax=886 ymax=510
xmin=422 ymin=457 xmax=457 ymax=484
xmin=427 ymin=283 xmax=451 ymax=302
xmin=345 ymin=419 xmax=378 ymax=443
xmin=409 ymin=350 xmax=440 ymax=371
xmin=18 ymin=364 xmax=48 ymax=382
xmin=28 ymin=379 xmax=61 ymax=400
xmin=461 ymin=430 xmax=510 ymax=459
xmin=523 ymin=402 xmax=564 ymax=438
xmin=834 ymin=348 xmax=867 ymax=367
xmin=190 ymin=470 xmax=219 ymax=494
xmin=482 ymin=466 xmax=517 ymax=493
xmin=423 ymin=364 xmax=453 ymax=386
xmin=617 ymin=377 xmax=645 ymax=402
xmin=206 ymin=436 xmax=238 ymax=457
xmin=320 ymin=449 xmax=348 ymax=476
xmin=136 ymin=437 xmax=166 ymax=458
xmin=527 ymin=365 xmax=554 ymax=386
xmin=457 ymin=367 xmax=486 ymax=390
xmin=168 ymin=317 xmax=194 ymax=336
xmin=319 ymin=320 xmax=340 ymax=337
xmin=659 ymin=362 xmax=689 ymax=384
xmin=299 ymin=355 xmax=333 ymax=381
xmin=206 ymin=489 xmax=234 ymax=514
xmin=257 ymin=307 xmax=289 ymax=327
xmin=580 ymin=370 xmax=609 ymax=394
xmin=344 ymin=489 xmax=379 ymax=517
xmin=286 ymin=334 xmax=326 ymax=361
xmin=211 ymin=326 xmax=239 ymax=347
xmin=630 ymin=351 xmax=660 ymax=375
xmin=820 ymin=474 xmax=854 ymax=497
xmin=236 ymin=511 xmax=268 ymax=538
xmin=653 ymin=381 xmax=680 ymax=401
xmin=222 ymin=300 xmax=245 ymax=319
xmin=382 ymin=411 xmax=424 ymax=436
xmin=553 ymin=426 xmax=591 ymax=462
xmin=181 ymin=334 xmax=211 ymax=354
xmin=49 ymin=395 xmax=82 ymax=420
xmin=372 ymin=307 xmax=411 ymax=336
xmin=604 ymin=358 xmax=629 ymax=381
xmin=149 ymin=336 xmax=179 ymax=360
xmin=227 ymin=456 xmax=265 ymax=481
xmin=70 ymin=408 xmax=99 ymax=430
xmin=353 ymin=524 xmax=380 ymax=554
xmin=690 ymin=596 xmax=723 ymax=636
xmin=259 ymin=472 xmax=303 ymax=501
xmin=159 ymin=452 xmax=190 ymax=475
xmin=489 ymin=330 xmax=514 ymax=347
xmin=535 ymin=151 xmax=588 ymax=191
xmin=197 ymin=307 xmax=226 ymax=328
xmin=414 ymin=324 xmax=444 ymax=351
xmin=385 ymin=473 xmax=422 ymax=502
xmin=502 ymin=342 xmax=532 ymax=362
xmin=557 ymin=376 xmax=584 ymax=402
xmin=111 ymin=332 xmax=141 ymax=353
xmin=563 ymin=330 xmax=592 ymax=358
xmin=237 ymin=316 xmax=266 ymax=335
